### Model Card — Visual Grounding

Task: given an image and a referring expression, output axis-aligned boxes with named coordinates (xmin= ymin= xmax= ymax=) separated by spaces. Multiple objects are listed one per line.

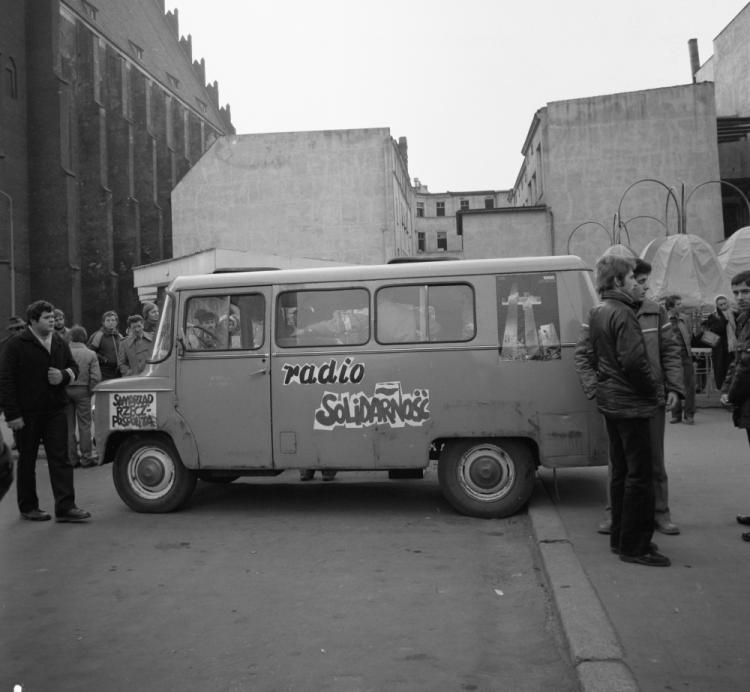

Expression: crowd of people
xmin=575 ymin=256 xmax=750 ymax=568
xmin=0 ymin=300 xmax=160 ymax=521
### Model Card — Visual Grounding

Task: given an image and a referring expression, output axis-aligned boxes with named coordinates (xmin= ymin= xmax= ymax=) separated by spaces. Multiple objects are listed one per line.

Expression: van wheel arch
xmin=438 ymin=437 xmax=536 ymax=519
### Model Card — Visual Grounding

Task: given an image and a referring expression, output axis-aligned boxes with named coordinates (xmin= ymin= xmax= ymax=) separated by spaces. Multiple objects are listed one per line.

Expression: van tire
xmin=113 ymin=435 xmax=197 ymax=513
xmin=438 ymin=439 xmax=535 ymax=518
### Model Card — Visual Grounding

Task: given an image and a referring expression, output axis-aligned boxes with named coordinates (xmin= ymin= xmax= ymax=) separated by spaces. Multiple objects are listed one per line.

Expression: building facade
xmin=412 ymin=181 xmax=509 ymax=256
xmin=0 ymin=0 xmax=232 ymax=329
xmin=506 ymin=83 xmax=724 ymax=267
xmin=170 ymin=128 xmax=413 ymax=265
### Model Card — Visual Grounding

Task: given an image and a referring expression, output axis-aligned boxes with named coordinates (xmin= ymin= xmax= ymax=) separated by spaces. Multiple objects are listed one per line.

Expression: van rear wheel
xmin=113 ymin=435 xmax=197 ymax=513
xmin=438 ymin=439 xmax=535 ymax=518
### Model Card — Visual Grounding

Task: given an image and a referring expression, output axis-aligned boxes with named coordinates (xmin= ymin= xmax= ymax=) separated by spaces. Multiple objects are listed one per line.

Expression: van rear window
xmin=496 ymin=273 xmax=561 ymax=360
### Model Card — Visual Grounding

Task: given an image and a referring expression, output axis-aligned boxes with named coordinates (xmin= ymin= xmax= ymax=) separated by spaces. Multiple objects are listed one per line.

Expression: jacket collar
xmin=599 ymin=287 xmax=638 ymax=309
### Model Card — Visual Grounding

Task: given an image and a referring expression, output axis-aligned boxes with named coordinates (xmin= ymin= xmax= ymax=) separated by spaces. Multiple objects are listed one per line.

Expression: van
xmin=93 ymin=256 xmax=608 ymax=518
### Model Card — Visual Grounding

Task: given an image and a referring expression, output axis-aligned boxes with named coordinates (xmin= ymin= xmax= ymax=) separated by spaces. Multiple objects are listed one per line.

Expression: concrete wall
xmin=712 ymin=3 xmax=750 ymax=117
xmin=460 ymin=207 xmax=551 ymax=259
xmin=544 ymin=83 xmax=723 ymax=266
xmin=171 ymin=128 xmax=410 ymax=265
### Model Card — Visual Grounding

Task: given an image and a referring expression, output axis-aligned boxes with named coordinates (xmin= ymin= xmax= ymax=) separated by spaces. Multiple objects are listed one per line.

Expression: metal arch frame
xmin=684 ymin=179 xmax=750 ymax=234
xmin=617 ymin=178 xmax=682 ymax=235
xmin=566 ymin=220 xmax=611 ymax=254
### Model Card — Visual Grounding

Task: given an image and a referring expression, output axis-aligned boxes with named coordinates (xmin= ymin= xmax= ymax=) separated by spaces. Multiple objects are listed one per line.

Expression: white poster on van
xmin=313 ymin=381 xmax=430 ymax=430
xmin=109 ymin=392 xmax=157 ymax=429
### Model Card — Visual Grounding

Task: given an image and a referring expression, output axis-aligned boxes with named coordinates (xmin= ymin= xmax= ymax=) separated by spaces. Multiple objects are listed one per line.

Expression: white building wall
xmin=171 ymin=128 xmax=409 ymax=266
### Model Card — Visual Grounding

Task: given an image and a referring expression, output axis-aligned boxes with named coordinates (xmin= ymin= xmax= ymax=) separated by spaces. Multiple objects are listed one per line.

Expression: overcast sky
xmin=170 ymin=0 xmax=748 ymax=192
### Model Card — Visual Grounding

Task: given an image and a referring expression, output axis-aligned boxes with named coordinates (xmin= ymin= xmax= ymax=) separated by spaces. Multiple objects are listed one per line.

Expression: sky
xmin=170 ymin=0 xmax=749 ymax=192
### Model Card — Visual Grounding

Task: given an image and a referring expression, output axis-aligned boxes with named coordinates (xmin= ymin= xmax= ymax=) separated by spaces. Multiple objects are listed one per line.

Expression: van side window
xmin=496 ymin=273 xmax=561 ymax=360
xmin=184 ymin=294 xmax=265 ymax=351
xmin=376 ymin=283 xmax=475 ymax=343
xmin=276 ymin=288 xmax=370 ymax=347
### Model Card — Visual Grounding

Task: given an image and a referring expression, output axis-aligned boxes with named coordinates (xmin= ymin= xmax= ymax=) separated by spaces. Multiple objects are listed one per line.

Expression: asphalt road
xmin=0 ymin=463 xmax=577 ymax=692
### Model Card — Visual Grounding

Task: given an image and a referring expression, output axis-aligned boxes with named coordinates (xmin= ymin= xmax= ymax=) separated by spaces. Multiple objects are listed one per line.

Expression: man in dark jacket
xmin=720 ymin=270 xmax=750 ymax=542
xmin=0 ymin=300 xmax=91 ymax=522
xmin=88 ymin=310 xmax=123 ymax=381
xmin=586 ymin=255 xmax=668 ymax=566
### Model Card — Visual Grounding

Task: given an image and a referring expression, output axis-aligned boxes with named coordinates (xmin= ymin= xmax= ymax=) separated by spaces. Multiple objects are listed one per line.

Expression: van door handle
xmin=251 ymin=367 xmax=268 ymax=376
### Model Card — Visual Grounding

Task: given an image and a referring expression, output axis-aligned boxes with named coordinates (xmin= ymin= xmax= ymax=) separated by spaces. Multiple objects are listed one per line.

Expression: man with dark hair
xmin=0 ymin=300 xmax=91 ymax=522
xmin=720 ymin=269 xmax=750 ymax=542
xmin=664 ymin=294 xmax=696 ymax=424
xmin=580 ymin=255 xmax=668 ymax=566
xmin=577 ymin=258 xmax=685 ymax=536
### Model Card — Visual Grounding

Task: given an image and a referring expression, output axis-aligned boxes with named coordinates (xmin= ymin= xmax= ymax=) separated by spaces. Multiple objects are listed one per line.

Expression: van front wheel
xmin=113 ymin=436 xmax=197 ymax=513
xmin=438 ymin=439 xmax=535 ymax=518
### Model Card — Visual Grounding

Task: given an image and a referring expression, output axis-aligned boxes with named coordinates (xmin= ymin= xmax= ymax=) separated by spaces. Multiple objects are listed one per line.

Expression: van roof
xmin=169 ymin=255 xmax=590 ymax=291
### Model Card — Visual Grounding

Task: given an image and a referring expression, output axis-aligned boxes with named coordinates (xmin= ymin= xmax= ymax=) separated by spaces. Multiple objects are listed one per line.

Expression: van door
xmin=175 ymin=289 xmax=272 ymax=468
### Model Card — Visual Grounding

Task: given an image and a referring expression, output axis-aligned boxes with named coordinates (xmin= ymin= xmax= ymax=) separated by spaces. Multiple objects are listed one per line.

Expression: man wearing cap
xmin=0 ymin=316 xmax=26 ymax=355
xmin=0 ymin=300 xmax=91 ymax=522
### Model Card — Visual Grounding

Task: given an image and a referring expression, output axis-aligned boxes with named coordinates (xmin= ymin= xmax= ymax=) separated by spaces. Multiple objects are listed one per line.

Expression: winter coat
xmin=0 ymin=328 xmax=79 ymax=420
xmin=722 ymin=310 xmax=750 ymax=428
xmin=67 ymin=342 xmax=102 ymax=393
xmin=88 ymin=328 xmax=124 ymax=380
xmin=575 ymin=297 xmax=684 ymax=406
xmin=118 ymin=334 xmax=152 ymax=376
xmin=580 ymin=288 xmax=659 ymax=418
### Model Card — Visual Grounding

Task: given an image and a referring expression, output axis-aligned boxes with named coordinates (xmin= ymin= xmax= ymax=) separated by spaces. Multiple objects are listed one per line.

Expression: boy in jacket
xmin=582 ymin=256 xmax=668 ymax=566
xmin=720 ymin=270 xmax=750 ymax=542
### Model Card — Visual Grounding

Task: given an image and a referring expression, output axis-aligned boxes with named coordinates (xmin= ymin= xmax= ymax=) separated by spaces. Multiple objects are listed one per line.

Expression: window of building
xmin=82 ymin=1 xmax=98 ymax=20
xmin=195 ymin=98 xmax=208 ymax=114
xmin=536 ymin=144 xmax=543 ymax=196
xmin=460 ymin=200 xmax=469 ymax=211
xmin=128 ymin=41 xmax=144 ymax=60
xmin=496 ymin=273 xmax=560 ymax=361
xmin=485 ymin=197 xmax=494 ymax=209
xmin=436 ymin=201 xmax=445 ymax=217
xmin=416 ymin=201 xmax=424 ymax=218
xmin=184 ymin=294 xmax=265 ymax=351
xmin=376 ymin=283 xmax=475 ymax=344
xmin=166 ymin=73 xmax=180 ymax=90
xmin=417 ymin=232 xmax=426 ymax=252
xmin=437 ymin=231 xmax=447 ymax=251
xmin=5 ymin=58 xmax=17 ymax=100
xmin=276 ymin=288 xmax=370 ymax=347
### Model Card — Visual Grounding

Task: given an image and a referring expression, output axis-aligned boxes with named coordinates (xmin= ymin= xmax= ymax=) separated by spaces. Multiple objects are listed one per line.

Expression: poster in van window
xmin=109 ymin=392 xmax=157 ymax=429
xmin=496 ymin=273 xmax=561 ymax=361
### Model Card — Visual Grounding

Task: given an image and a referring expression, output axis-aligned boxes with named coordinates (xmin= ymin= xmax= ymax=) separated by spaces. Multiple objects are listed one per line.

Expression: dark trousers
xmin=16 ymin=409 xmax=76 ymax=514
xmin=606 ymin=416 xmax=655 ymax=557
xmin=672 ymin=355 xmax=695 ymax=420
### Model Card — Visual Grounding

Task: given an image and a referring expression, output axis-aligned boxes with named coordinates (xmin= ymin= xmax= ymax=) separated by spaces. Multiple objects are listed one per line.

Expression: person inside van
xmin=187 ymin=309 xmax=220 ymax=350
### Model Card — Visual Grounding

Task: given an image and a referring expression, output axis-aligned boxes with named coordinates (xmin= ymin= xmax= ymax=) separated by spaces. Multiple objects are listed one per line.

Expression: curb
xmin=528 ymin=480 xmax=639 ymax=692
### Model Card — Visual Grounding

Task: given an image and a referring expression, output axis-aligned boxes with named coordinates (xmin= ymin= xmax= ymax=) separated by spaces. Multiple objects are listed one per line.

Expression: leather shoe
xmin=742 ymin=532 xmax=750 ymax=542
xmin=620 ymin=550 xmax=671 ymax=567
xmin=55 ymin=507 xmax=91 ymax=523
xmin=612 ymin=541 xmax=658 ymax=555
xmin=669 ymin=417 xmax=681 ymax=424
xmin=655 ymin=519 xmax=681 ymax=535
xmin=737 ymin=514 xmax=750 ymax=526
xmin=597 ymin=518 xmax=612 ymax=535
xmin=684 ymin=416 xmax=694 ymax=425
xmin=21 ymin=508 xmax=51 ymax=521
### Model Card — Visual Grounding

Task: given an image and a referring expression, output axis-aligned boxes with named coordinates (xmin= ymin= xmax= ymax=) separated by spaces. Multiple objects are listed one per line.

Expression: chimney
xmin=397 ymin=136 xmax=408 ymax=168
xmin=688 ymin=38 xmax=700 ymax=83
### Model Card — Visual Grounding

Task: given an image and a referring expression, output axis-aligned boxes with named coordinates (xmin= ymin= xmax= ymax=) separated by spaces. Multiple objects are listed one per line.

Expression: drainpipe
xmin=0 ymin=190 xmax=14 ymax=314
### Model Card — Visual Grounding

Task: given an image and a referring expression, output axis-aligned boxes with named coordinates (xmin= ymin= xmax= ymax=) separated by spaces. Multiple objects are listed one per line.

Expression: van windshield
xmin=151 ymin=292 xmax=173 ymax=362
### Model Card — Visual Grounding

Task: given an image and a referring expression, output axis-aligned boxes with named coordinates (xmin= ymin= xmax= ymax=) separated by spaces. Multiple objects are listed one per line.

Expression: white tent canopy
xmin=718 ymin=226 xmax=750 ymax=282
xmin=640 ymin=234 xmax=731 ymax=308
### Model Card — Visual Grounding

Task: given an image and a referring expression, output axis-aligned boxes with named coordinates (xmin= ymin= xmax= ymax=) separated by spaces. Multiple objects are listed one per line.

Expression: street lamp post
xmin=0 ymin=189 xmax=14 ymax=314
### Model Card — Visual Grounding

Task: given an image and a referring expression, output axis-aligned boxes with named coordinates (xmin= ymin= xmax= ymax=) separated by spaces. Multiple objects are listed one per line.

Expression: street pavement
xmin=530 ymin=406 xmax=750 ymax=692
xmin=1 ymin=407 xmax=748 ymax=691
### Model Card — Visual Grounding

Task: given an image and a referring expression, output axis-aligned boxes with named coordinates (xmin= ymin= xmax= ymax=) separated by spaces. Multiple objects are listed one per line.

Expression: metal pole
xmin=0 ymin=190 xmax=14 ymax=314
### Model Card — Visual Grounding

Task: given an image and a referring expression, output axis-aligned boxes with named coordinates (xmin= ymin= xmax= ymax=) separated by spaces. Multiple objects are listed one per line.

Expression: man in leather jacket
xmin=584 ymin=255 xmax=669 ymax=566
